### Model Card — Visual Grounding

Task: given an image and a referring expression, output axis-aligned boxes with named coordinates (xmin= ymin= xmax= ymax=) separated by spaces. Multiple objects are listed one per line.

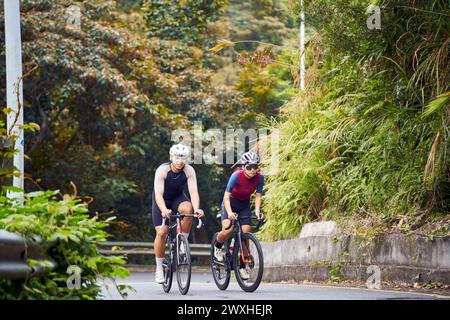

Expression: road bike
xmin=210 ymin=213 xmax=265 ymax=292
xmin=160 ymin=213 xmax=202 ymax=295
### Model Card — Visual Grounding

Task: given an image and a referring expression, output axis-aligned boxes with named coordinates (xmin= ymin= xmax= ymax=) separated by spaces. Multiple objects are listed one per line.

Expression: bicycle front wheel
xmin=162 ymin=236 xmax=173 ymax=293
xmin=233 ymin=232 xmax=264 ymax=292
xmin=176 ymin=234 xmax=191 ymax=295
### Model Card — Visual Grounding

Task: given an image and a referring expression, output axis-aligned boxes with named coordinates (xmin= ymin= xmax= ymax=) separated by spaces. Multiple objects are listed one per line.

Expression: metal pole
xmin=5 ymin=0 xmax=24 ymax=195
xmin=299 ymin=0 xmax=305 ymax=91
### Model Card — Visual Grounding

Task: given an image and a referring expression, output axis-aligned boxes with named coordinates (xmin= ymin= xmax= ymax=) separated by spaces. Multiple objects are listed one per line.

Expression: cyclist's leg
xmin=238 ymin=206 xmax=252 ymax=261
xmin=154 ymin=226 xmax=169 ymax=258
xmin=213 ymin=204 xmax=233 ymax=262
xmin=172 ymin=193 xmax=193 ymax=234
xmin=152 ymin=195 xmax=171 ymax=257
xmin=216 ymin=202 xmax=235 ymax=244
xmin=152 ymin=195 xmax=170 ymax=282
xmin=217 ymin=219 xmax=234 ymax=243
xmin=152 ymin=194 xmax=170 ymax=252
xmin=240 ymin=204 xmax=252 ymax=233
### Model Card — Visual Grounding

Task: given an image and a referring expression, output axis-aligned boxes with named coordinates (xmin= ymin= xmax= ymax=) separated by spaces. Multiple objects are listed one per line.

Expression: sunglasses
xmin=245 ymin=164 xmax=259 ymax=171
xmin=172 ymin=156 xmax=187 ymax=162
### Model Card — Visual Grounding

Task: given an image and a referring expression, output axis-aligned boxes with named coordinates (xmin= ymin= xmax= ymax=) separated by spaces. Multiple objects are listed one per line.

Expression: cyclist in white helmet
xmin=213 ymin=151 xmax=264 ymax=280
xmin=152 ymin=143 xmax=204 ymax=283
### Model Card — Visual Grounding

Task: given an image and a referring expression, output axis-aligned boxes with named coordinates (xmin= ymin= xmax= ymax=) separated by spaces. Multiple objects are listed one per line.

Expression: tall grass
xmin=259 ymin=0 xmax=449 ymax=240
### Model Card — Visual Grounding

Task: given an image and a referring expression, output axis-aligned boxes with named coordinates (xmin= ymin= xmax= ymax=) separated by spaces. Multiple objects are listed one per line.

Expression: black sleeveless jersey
xmin=159 ymin=162 xmax=187 ymax=200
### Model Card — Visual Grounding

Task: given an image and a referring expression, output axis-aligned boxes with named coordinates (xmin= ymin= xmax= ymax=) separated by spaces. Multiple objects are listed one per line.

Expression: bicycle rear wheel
xmin=176 ymin=234 xmax=191 ymax=295
xmin=210 ymin=233 xmax=231 ymax=290
xmin=162 ymin=236 xmax=173 ymax=293
xmin=233 ymin=232 xmax=264 ymax=292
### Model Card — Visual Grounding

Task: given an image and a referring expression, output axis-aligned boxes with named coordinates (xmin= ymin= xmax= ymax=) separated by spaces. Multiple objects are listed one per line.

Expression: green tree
xmin=0 ymin=0 xmax=250 ymax=242
xmin=142 ymin=0 xmax=228 ymax=45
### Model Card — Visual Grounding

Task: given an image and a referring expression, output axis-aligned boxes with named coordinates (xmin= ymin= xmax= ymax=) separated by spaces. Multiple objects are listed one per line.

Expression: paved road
xmin=100 ymin=271 xmax=449 ymax=300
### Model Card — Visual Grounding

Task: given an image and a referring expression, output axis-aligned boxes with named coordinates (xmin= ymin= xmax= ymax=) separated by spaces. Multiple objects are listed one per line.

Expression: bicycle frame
xmin=159 ymin=213 xmax=202 ymax=294
xmin=225 ymin=214 xmax=264 ymax=267
xmin=161 ymin=213 xmax=202 ymax=263
xmin=211 ymin=212 xmax=265 ymax=292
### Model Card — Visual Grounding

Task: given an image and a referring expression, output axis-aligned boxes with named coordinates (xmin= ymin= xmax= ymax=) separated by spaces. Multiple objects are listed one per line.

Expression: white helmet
xmin=240 ymin=151 xmax=259 ymax=165
xmin=169 ymin=143 xmax=190 ymax=159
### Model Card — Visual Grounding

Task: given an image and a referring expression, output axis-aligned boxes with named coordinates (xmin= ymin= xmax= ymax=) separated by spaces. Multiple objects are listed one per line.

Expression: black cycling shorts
xmin=221 ymin=197 xmax=252 ymax=226
xmin=152 ymin=192 xmax=191 ymax=227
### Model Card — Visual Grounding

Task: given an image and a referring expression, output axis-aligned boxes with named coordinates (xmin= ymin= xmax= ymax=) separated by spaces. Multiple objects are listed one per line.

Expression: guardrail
xmin=99 ymin=241 xmax=211 ymax=257
xmin=0 ymin=230 xmax=56 ymax=280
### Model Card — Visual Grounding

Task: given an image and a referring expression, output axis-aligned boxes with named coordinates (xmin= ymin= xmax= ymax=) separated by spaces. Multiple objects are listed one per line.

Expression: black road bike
xmin=210 ymin=213 xmax=265 ymax=292
xmin=160 ymin=213 xmax=202 ymax=295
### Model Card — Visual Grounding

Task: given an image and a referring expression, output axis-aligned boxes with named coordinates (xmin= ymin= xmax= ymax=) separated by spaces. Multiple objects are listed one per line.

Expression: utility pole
xmin=299 ymin=0 xmax=305 ymax=91
xmin=5 ymin=0 xmax=24 ymax=196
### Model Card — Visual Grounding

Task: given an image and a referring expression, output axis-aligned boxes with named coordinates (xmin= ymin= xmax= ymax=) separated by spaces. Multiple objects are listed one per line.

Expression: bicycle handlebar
xmin=255 ymin=217 xmax=265 ymax=231
xmin=224 ymin=213 xmax=265 ymax=231
xmin=224 ymin=213 xmax=238 ymax=230
xmin=160 ymin=213 xmax=203 ymax=229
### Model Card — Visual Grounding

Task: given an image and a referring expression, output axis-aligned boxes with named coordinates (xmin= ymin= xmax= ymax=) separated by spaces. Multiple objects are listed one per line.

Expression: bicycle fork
xmin=236 ymin=233 xmax=252 ymax=267
xmin=175 ymin=218 xmax=188 ymax=266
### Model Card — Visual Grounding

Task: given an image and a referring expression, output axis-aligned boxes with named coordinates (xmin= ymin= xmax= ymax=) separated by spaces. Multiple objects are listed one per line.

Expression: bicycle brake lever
xmin=255 ymin=218 xmax=265 ymax=231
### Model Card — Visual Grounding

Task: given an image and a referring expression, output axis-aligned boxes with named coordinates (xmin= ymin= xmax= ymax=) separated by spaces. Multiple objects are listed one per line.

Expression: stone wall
xmin=261 ymin=222 xmax=450 ymax=284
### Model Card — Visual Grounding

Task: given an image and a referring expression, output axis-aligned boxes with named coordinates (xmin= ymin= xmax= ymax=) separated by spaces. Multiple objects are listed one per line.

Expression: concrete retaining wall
xmin=261 ymin=221 xmax=450 ymax=284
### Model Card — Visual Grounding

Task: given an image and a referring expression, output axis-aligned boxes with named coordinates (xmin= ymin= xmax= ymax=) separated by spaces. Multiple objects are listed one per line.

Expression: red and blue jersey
xmin=225 ymin=169 xmax=264 ymax=201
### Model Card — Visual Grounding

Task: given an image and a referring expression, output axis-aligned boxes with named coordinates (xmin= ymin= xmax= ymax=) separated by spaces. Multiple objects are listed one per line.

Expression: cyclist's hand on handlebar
xmin=194 ymin=209 xmax=204 ymax=218
xmin=161 ymin=208 xmax=172 ymax=219
xmin=227 ymin=212 xmax=237 ymax=221
xmin=255 ymin=211 xmax=263 ymax=220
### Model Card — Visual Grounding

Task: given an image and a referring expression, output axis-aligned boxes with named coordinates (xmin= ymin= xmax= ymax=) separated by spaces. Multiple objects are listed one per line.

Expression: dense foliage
xmin=0 ymin=189 xmax=129 ymax=299
xmin=143 ymin=0 xmax=228 ymax=45
xmin=1 ymin=99 xmax=129 ymax=300
xmin=2 ymin=0 xmax=444 ymax=255
xmin=210 ymin=0 xmax=296 ymax=117
xmin=259 ymin=0 xmax=449 ymax=240
xmin=0 ymin=0 xmax=295 ymax=243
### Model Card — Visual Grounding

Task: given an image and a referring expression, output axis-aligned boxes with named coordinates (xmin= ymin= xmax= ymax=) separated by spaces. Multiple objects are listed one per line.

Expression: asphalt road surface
xmin=100 ymin=271 xmax=449 ymax=300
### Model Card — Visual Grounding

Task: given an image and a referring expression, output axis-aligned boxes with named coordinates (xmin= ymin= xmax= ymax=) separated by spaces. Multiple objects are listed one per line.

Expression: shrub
xmin=0 ymin=189 xmax=130 ymax=300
